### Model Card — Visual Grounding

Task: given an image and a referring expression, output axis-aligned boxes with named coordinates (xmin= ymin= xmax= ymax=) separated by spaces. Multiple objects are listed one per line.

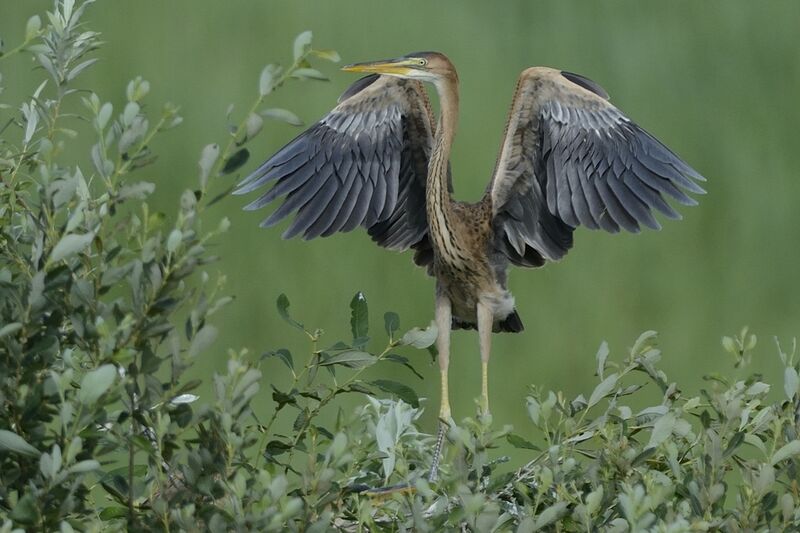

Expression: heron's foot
xmin=428 ymin=416 xmax=453 ymax=483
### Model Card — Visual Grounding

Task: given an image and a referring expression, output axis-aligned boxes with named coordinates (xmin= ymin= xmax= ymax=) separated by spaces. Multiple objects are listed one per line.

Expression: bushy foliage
xmin=1 ymin=2 xmax=799 ymax=531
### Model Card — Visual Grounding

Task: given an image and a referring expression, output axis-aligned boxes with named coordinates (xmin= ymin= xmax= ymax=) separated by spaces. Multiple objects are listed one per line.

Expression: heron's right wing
xmin=487 ymin=67 xmax=705 ymax=267
xmin=234 ymin=74 xmax=438 ymax=267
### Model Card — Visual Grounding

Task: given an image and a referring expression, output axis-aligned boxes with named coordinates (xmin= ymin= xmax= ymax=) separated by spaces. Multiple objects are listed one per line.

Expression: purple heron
xmin=234 ymin=52 xmax=705 ymax=478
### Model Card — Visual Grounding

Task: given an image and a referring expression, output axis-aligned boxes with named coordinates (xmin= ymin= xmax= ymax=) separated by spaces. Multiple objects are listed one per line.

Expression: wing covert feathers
xmin=489 ymin=67 xmax=705 ymax=266
xmin=235 ymin=75 xmax=439 ymax=269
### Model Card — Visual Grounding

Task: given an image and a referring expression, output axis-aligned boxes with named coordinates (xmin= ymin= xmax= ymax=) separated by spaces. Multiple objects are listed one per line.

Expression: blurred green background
xmin=3 ymin=1 xmax=799 ymax=450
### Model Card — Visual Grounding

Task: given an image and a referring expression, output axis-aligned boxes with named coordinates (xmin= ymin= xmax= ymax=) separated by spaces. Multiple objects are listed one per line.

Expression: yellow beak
xmin=341 ymin=58 xmax=415 ymax=76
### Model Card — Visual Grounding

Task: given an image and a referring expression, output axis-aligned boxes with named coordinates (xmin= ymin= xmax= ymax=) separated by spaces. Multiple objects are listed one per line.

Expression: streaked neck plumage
xmin=426 ymin=73 xmax=460 ymax=258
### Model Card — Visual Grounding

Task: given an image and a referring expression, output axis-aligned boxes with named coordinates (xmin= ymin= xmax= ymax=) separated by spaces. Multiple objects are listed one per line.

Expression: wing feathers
xmin=623 ymin=171 xmax=681 ymax=220
xmin=489 ymin=67 xmax=704 ymax=267
xmin=318 ymin=165 xmax=360 ymax=237
xmin=235 ymin=75 xmax=436 ymax=269
xmin=240 ymin=64 xmax=703 ymax=276
xmin=259 ymin=165 xmax=328 ymax=228
xmin=287 ymin=172 xmax=339 ymax=239
xmin=607 ymin=174 xmax=661 ymax=230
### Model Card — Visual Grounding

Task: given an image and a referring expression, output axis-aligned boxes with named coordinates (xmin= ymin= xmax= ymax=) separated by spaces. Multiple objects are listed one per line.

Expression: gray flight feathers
xmin=237 ymin=66 xmax=705 ymax=273
xmin=489 ymin=67 xmax=705 ymax=266
xmin=234 ymin=75 xmax=440 ymax=271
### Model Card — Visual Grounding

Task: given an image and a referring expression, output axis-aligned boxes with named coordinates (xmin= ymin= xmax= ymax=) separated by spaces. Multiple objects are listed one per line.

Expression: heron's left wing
xmin=234 ymin=74 xmax=439 ymax=267
xmin=487 ymin=67 xmax=705 ymax=267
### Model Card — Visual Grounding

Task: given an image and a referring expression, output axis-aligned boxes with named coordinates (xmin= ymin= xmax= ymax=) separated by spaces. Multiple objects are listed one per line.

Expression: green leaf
xmin=330 ymin=432 xmax=347 ymax=459
xmin=506 ymin=433 xmax=540 ymax=450
xmin=97 ymin=101 xmax=113 ymax=129
xmin=311 ymin=48 xmax=341 ymax=62
xmin=259 ymin=64 xmax=277 ymax=96
xmin=0 ymin=429 xmax=40 ymax=457
xmin=189 ymin=325 xmax=218 ymax=357
xmin=117 ymin=181 xmax=155 ymax=200
xmin=384 ymin=353 xmax=423 ymax=380
xmin=261 ymin=108 xmax=303 ymax=126
xmin=166 ymin=229 xmax=182 ymax=253
xmin=771 ymin=439 xmax=800 ymax=465
xmin=9 ymin=493 xmax=38 ymax=524
xmin=266 ymin=439 xmax=292 ymax=457
xmin=122 ymin=101 xmax=140 ymax=126
xmin=263 ymin=348 xmax=294 ymax=371
xmin=517 ymin=518 xmax=535 ymax=533
xmin=724 ymin=431 xmax=746 ymax=458
xmin=587 ymin=372 xmax=618 ymax=408
xmin=169 ymin=394 xmax=198 ymax=405
xmin=25 ymin=15 xmax=42 ymax=41
xmin=128 ymin=77 xmax=151 ymax=102
xmin=22 ymin=101 xmax=38 ymax=143
xmin=384 ymin=312 xmax=400 ymax=338
xmin=371 ymin=379 xmax=419 ymax=408
xmin=66 ymin=437 xmax=83 ymax=464
xmin=745 ymin=382 xmax=770 ymax=397
xmin=293 ymin=409 xmax=308 ymax=432
xmin=49 ymin=232 xmax=95 ymax=263
xmin=532 ymin=501 xmax=568 ymax=530
xmin=744 ymin=433 xmax=767 ymax=455
xmin=585 ymin=486 xmax=604 ymax=516
xmin=276 ymin=294 xmax=305 ymax=331
xmin=722 ymin=336 xmax=737 ymax=353
xmin=40 ymin=444 xmax=61 ymax=478
xmin=99 ymin=506 xmax=128 ymax=520
xmin=526 ymin=397 xmax=541 ymax=425
xmin=271 ymin=385 xmax=297 ymax=408
xmin=292 ymin=68 xmax=328 ymax=81
xmin=631 ymin=330 xmax=658 ymax=355
xmin=596 ymin=341 xmax=609 ymax=379
xmin=62 ymin=0 xmax=75 ymax=22
xmin=221 ymin=148 xmax=249 ymax=175
xmin=67 ymin=58 xmax=98 ymax=82
xmin=244 ymin=113 xmax=263 ymax=141
xmin=68 ymin=459 xmax=100 ymax=474
xmin=344 ymin=381 xmax=373 ymax=395
xmin=78 ymin=364 xmax=117 ymax=405
xmin=350 ymin=292 xmax=369 ymax=341
xmin=631 ymin=446 xmax=657 ymax=467
xmin=198 ymin=143 xmax=219 ymax=187
xmin=399 ymin=321 xmax=438 ymax=349
xmin=0 ymin=322 xmax=22 ymax=339
xmin=320 ymin=350 xmax=375 ymax=368
xmin=293 ymin=30 xmax=313 ymax=61
xmin=648 ymin=412 xmax=676 ymax=448
xmin=217 ymin=217 xmax=231 ymax=234
xmin=784 ymin=367 xmax=799 ymax=400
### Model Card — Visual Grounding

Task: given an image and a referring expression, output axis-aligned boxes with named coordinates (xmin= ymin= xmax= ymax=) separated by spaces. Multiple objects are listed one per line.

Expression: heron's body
xmin=235 ymin=52 xmax=705 ymax=480
xmin=429 ymin=197 xmax=518 ymax=332
xmin=416 ymin=61 xmax=529 ymax=334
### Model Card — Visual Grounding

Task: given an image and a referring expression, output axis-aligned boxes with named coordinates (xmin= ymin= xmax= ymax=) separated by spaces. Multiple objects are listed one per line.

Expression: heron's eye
xmin=418 ymin=58 xmax=427 ymax=66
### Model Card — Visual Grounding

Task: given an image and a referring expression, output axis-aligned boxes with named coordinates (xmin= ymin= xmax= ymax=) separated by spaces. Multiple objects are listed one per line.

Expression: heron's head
xmin=342 ymin=51 xmax=456 ymax=84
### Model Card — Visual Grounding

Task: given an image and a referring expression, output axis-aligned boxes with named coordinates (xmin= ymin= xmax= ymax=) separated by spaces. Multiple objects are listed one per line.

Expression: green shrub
xmin=1 ymin=2 xmax=799 ymax=531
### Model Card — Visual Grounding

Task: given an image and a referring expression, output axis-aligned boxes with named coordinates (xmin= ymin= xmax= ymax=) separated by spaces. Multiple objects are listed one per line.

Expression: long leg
xmin=429 ymin=290 xmax=452 ymax=482
xmin=477 ymin=301 xmax=493 ymax=416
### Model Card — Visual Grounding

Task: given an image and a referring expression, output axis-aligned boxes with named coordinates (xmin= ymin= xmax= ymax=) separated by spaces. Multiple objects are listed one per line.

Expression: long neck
xmin=427 ymin=77 xmax=458 ymax=206
xmin=425 ymin=75 xmax=463 ymax=262
xmin=426 ymin=77 xmax=458 ymax=242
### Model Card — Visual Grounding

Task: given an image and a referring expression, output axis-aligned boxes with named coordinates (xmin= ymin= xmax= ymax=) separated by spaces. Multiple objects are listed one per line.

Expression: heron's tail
xmin=498 ymin=309 xmax=524 ymax=333
xmin=451 ymin=309 xmax=524 ymax=333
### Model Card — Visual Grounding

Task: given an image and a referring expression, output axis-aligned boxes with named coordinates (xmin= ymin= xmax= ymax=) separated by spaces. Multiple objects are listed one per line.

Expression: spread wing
xmin=488 ymin=67 xmax=706 ymax=267
xmin=234 ymin=74 xmax=439 ymax=267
